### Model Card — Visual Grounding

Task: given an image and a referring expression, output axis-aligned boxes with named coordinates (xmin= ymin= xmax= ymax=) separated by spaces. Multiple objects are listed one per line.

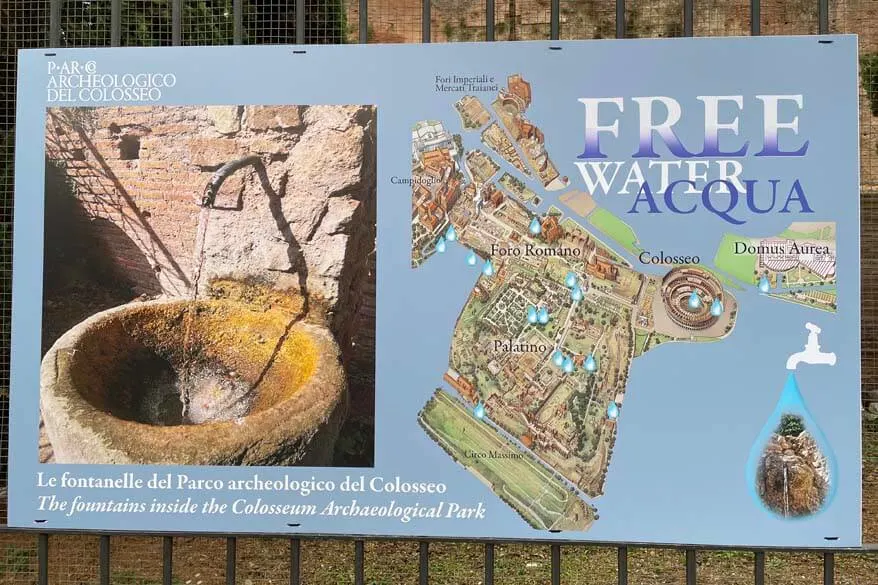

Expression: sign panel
xmin=10 ymin=37 xmax=861 ymax=547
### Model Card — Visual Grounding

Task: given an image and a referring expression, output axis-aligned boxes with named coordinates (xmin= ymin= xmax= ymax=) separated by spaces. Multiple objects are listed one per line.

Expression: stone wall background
xmin=43 ymin=104 xmax=377 ymax=448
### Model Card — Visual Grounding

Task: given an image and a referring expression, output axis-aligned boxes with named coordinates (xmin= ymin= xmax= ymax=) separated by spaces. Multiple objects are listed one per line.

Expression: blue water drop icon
xmin=562 ymin=356 xmax=575 ymax=374
xmin=473 ymin=402 xmax=486 ymax=420
xmin=745 ymin=372 xmax=837 ymax=519
xmin=552 ymin=350 xmax=565 ymax=367
xmin=571 ymin=284 xmax=583 ymax=302
xmin=436 ymin=236 xmax=447 ymax=253
xmin=584 ymin=353 xmax=597 ymax=372
xmin=526 ymin=305 xmax=538 ymax=324
xmin=537 ymin=306 xmax=549 ymax=324
xmin=607 ymin=402 xmax=619 ymax=420
xmin=688 ymin=290 xmax=701 ymax=309
xmin=445 ymin=225 xmax=457 ymax=242
xmin=466 ymin=250 xmax=478 ymax=266
xmin=565 ymin=271 xmax=578 ymax=288
xmin=710 ymin=297 xmax=724 ymax=317
xmin=529 ymin=217 xmax=542 ymax=235
xmin=483 ymin=259 xmax=495 ymax=277
xmin=758 ymin=275 xmax=771 ymax=293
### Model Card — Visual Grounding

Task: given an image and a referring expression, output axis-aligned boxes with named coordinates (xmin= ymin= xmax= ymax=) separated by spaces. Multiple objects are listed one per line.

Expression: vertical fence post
xmin=818 ymin=0 xmax=829 ymax=33
xmin=419 ymin=541 xmax=429 ymax=585
xmin=550 ymin=0 xmax=560 ymax=40
xmin=110 ymin=0 xmax=121 ymax=46
xmin=551 ymin=544 xmax=561 ymax=585
xmin=753 ymin=551 xmax=765 ymax=585
xmin=617 ymin=546 xmax=628 ymax=585
xmin=750 ymin=0 xmax=760 ymax=35
xmin=422 ymin=0 xmax=431 ymax=42
xmin=486 ymin=0 xmax=495 ymax=41
xmin=354 ymin=540 xmax=365 ymax=585
xmin=359 ymin=0 xmax=368 ymax=42
xmin=683 ymin=0 xmax=693 ymax=36
xmin=162 ymin=537 xmax=174 ymax=585
xmin=685 ymin=549 xmax=696 ymax=585
xmin=37 ymin=534 xmax=48 ymax=585
xmin=289 ymin=539 xmax=301 ymax=585
xmin=99 ymin=536 xmax=110 ymax=585
xmin=233 ymin=0 xmax=243 ymax=44
xmin=295 ymin=0 xmax=304 ymax=43
xmin=615 ymin=0 xmax=625 ymax=38
xmin=484 ymin=543 xmax=494 ymax=585
xmin=171 ymin=0 xmax=182 ymax=45
xmin=49 ymin=0 xmax=61 ymax=47
xmin=823 ymin=552 xmax=834 ymax=585
xmin=226 ymin=538 xmax=236 ymax=585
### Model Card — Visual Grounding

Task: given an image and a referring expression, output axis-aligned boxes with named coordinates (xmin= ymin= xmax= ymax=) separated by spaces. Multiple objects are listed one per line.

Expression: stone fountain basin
xmin=40 ymin=297 xmax=347 ymax=466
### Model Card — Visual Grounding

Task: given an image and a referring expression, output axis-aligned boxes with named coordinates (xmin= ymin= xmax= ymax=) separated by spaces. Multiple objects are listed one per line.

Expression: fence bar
xmin=226 ymin=537 xmax=236 ymax=585
xmin=419 ymin=541 xmax=429 ymax=585
xmin=289 ymin=539 xmax=301 ymax=585
xmin=686 ymin=549 xmax=696 ymax=585
xmin=49 ymin=0 xmax=61 ymax=47
xmin=550 ymin=0 xmax=560 ymax=40
xmin=162 ymin=537 xmax=173 ymax=585
xmin=823 ymin=552 xmax=834 ymax=585
xmin=171 ymin=0 xmax=182 ymax=45
xmin=754 ymin=551 xmax=765 ymax=585
xmin=551 ymin=544 xmax=561 ymax=585
xmin=486 ymin=0 xmax=495 ymax=41
xmin=683 ymin=0 xmax=694 ymax=37
xmin=99 ymin=535 xmax=110 ymax=585
xmin=359 ymin=0 xmax=368 ymax=42
xmin=295 ymin=0 xmax=305 ymax=43
xmin=618 ymin=546 xmax=628 ymax=585
xmin=422 ymin=0 xmax=431 ymax=43
xmin=615 ymin=0 xmax=625 ymax=38
xmin=354 ymin=540 xmax=365 ymax=585
xmin=484 ymin=543 xmax=495 ymax=585
xmin=110 ymin=0 xmax=121 ymax=46
xmin=233 ymin=0 xmax=243 ymax=44
xmin=37 ymin=534 xmax=48 ymax=585
xmin=818 ymin=0 xmax=829 ymax=34
xmin=750 ymin=0 xmax=760 ymax=35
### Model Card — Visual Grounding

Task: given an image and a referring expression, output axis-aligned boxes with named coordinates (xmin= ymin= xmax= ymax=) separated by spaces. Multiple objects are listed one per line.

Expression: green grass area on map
xmin=713 ymin=233 xmax=757 ymax=285
xmin=587 ymin=208 xmax=642 ymax=255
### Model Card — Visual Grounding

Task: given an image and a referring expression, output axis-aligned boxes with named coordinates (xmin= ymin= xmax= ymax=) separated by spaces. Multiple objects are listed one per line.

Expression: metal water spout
xmin=198 ymin=154 xmax=263 ymax=208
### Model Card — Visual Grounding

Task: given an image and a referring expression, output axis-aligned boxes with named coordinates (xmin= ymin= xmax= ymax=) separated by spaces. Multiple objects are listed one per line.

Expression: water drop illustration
xmin=584 ymin=354 xmax=597 ymax=373
xmin=607 ymin=402 xmax=619 ymax=420
xmin=562 ymin=356 xmax=575 ymax=374
xmin=529 ymin=217 xmax=542 ymax=235
xmin=571 ymin=284 xmax=583 ymax=302
xmin=483 ymin=259 xmax=495 ymax=277
xmin=526 ymin=305 xmax=538 ymax=324
xmin=688 ymin=290 xmax=701 ymax=310
xmin=758 ymin=275 xmax=771 ymax=293
xmin=466 ymin=250 xmax=478 ymax=266
xmin=537 ymin=306 xmax=549 ymax=325
xmin=565 ymin=271 xmax=578 ymax=288
xmin=552 ymin=350 xmax=565 ymax=368
xmin=710 ymin=297 xmax=724 ymax=317
xmin=745 ymin=372 xmax=837 ymax=519
xmin=473 ymin=402 xmax=486 ymax=419
xmin=445 ymin=225 xmax=457 ymax=242
xmin=436 ymin=236 xmax=447 ymax=253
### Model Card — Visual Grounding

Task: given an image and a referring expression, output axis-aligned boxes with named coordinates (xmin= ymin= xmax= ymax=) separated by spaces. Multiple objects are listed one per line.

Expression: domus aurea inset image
xmin=39 ymin=104 xmax=377 ymax=467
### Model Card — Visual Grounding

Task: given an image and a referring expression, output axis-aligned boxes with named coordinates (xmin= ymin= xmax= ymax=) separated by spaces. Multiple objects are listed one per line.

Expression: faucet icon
xmin=786 ymin=322 xmax=836 ymax=370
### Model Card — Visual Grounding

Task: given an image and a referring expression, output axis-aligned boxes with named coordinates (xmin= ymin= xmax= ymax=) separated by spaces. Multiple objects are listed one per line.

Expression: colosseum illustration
xmin=652 ymin=265 xmax=737 ymax=339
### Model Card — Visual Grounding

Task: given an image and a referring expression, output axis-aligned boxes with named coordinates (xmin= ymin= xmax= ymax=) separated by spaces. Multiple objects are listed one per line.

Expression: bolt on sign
xmin=10 ymin=37 xmax=861 ymax=547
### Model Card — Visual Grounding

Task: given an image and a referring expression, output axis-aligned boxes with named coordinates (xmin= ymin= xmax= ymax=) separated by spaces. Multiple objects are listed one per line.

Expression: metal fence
xmin=1 ymin=0 xmax=878 ymax=583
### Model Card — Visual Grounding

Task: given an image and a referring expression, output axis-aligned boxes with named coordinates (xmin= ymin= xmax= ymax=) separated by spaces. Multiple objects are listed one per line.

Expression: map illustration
xmin=410 ymin=74 xmax=839 ymax=532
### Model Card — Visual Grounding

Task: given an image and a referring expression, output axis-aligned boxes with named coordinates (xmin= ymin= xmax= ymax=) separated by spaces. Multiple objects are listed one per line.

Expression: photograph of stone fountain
xmin=39 ymin=104 xmax=376 ymax=467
